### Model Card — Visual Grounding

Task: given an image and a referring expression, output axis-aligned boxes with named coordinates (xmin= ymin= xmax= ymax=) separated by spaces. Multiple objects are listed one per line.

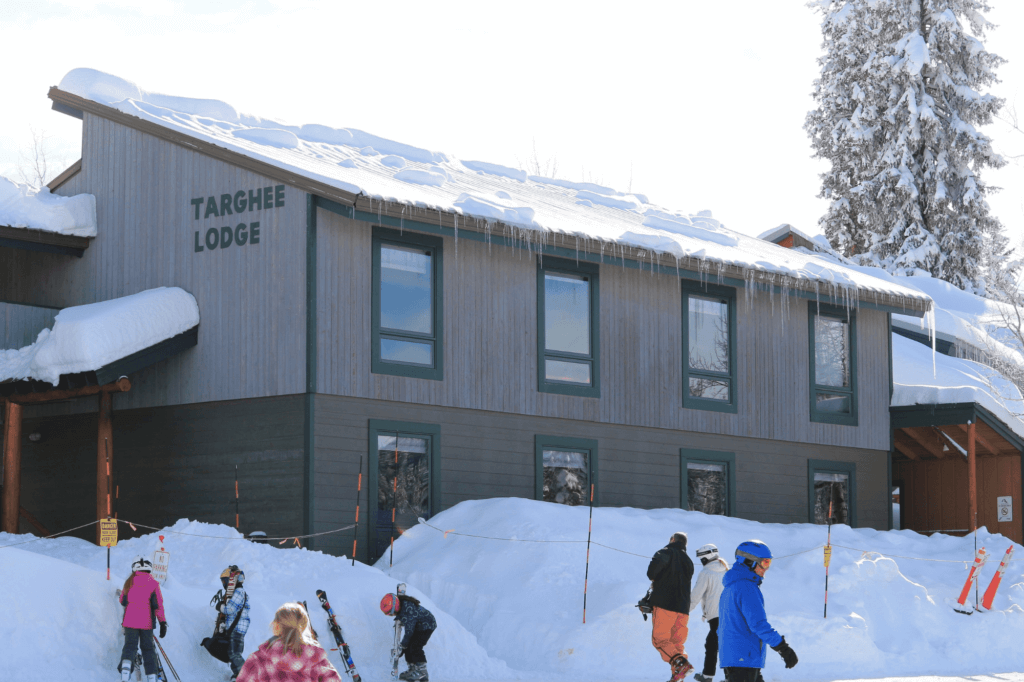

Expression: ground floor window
xmin=681 ymin=449 xmax=736 ymax=516
xmin=535 ymin=435 xmax=598 ymax=506
xmin=807 ymin=459 xmax=857 ymax=526
xmin=368 ymin=420 xmax=440 ymax=560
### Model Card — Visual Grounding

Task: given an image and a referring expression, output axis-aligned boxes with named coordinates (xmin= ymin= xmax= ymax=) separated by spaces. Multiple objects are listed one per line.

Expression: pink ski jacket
xmin=120 ymin=571 xmax=166 ymax=630
xmin=237 ymin=638 xmax=342 ymax=682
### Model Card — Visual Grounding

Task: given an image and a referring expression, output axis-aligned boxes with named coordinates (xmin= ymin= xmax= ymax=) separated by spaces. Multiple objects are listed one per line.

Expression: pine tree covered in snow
xmin=805 ymin=0 xmax=1007 ymax=294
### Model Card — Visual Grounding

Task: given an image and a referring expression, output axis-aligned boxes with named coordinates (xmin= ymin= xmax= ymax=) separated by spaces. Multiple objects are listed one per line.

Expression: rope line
xmin=0 ymin=519 xmax=101 ymax=550
xmin=117 ymin=519 xmax=357 ymax=542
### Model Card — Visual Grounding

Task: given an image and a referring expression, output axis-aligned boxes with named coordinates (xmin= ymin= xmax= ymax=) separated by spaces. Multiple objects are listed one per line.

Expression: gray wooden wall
xmin=1 ymin=302 xmax=58 ymax=349
xmin=311 ymin=394 xmax=889 ymax=559
xmin=316 ymin=209 xmax=892 ymax=452
xmin=0 ymin=113 xmax=307 ymax=413
xmin=12 ymin=394 xmax=305 ymax=542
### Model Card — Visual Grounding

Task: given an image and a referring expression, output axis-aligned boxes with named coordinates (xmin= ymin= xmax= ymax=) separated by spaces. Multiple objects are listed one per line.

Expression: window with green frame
xmin=681 ymin=448 xmax=736 ymax=516
xmin=536 ymin=257 xmax=600 ymax=397
xmin=535 ymin=435 xmax=599 ymax=506
xmin=808 ymin=302 xmax=857 ymax=426
xmin=807 ymin=459 xmax=857 ymax=526
xmin=371 ymin=227 xmax=444 ymax=380
xmin=681 ymin=280 xmax=738 ymax=413
xmin=368 ymin=420 xmax=441 ymax=561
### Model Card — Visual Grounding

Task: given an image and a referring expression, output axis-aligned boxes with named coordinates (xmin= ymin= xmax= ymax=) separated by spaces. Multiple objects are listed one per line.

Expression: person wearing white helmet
xmin=690 ymin=544 xmax=728 ymax=682
xmin=118 ymin=556 xmax=167 ymax=682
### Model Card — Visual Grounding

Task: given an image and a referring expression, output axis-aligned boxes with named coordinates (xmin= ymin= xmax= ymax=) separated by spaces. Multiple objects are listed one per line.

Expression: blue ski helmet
xmin=735 ymin=540 xmax=772 ymax=568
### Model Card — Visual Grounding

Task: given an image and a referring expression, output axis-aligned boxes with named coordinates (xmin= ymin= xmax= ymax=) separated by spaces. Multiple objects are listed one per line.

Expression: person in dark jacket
xmin=646 ymin=532 xmax=695 ymax=682
xmin=718 ymin=541 xmax=798 ymax=682
xmin=382 ymin=593 xmax=437 ymax=682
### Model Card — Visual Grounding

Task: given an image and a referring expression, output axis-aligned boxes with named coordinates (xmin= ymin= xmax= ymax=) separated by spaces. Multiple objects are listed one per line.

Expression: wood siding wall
xmin=0 ymin=113 xmax=307 ymax=413
xmin=9 ymin=394 xmax=305 ymax=542
xmin=1 ymin=302 xmax=58 ymax=349
xmin=316 ymin=210 xmax=891 ymax=450
xmin=894 ymin=455 xmax=1023 ymax=545
xmin=312 ymin=394 xmax=889 ymax=559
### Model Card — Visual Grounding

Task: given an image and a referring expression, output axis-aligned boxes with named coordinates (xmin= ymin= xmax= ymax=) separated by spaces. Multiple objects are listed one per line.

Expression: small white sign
xmin=152 ymin=550 xmax=170 ymax=584
xmin=997 ymin=496 xmax=1013 ymax=523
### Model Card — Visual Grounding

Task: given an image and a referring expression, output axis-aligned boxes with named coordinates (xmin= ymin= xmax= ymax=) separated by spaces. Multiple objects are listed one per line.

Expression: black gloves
xmin=772 ymin=637 xmax=798 ymax=669
xmin=159 ymin=621 xmax=168 ymax=639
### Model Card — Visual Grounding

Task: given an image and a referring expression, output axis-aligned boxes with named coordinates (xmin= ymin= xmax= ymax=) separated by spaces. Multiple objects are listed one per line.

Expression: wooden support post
xmin=2 ymin=400 xmax=24 ymax=534
xmin=96 ymin=391 xmax=113 ymax=546
xmin=968 ymin=421 xmax=978 ymax=533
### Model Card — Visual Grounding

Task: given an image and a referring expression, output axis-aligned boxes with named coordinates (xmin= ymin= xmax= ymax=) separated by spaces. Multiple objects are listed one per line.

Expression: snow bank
xmin=383 ymin=498 xmax=1024 ymax=680
xmin=0 ymin=519 xmax=514 ymax=682
xmin=54 ymin=68 xmax=930 ymax=309
xmin=0 ymin=175 xmax=96 ymax=237
xmin=0 ymin=287 xmax=199 ymax=385
xmin=893 ymin=334 xmax=1024 ymax=438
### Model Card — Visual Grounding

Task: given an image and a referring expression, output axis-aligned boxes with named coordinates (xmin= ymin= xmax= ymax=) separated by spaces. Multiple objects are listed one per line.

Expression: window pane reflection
xmin=544 ymin=272 xmax=590 ymax=354
xmin=689 ymin=377 xmax=730 ymax=401
xmin=543 ymin=449 xmax=589 ymax=506
xmin=689 ymin=295 xmax=729 ymax=373
xmin=815 ymin=392 xmax=851 ymax=414
xmin=381 ymin=245 xmax=432 ymax=334
xmin=545 ymin=359 xmax=591 ymax=385
xmin=381 ymin=338 xmax=433 ymax=366
xmin=815 ymin=315 xmax=849 ymax=387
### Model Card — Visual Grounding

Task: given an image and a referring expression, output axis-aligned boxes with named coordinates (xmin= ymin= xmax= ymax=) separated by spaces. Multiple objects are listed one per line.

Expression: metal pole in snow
xmin=583 ymin=483 xmax=594 ymax=624
xmin=390 ymin=441 xmax=398 ymax=569
xmin=235 ymin=465 xmax=240 ymax=530
xmin=824 ymin=496 xmax=833 ymax=618
xmin=352 ymin=455 xmax=363 ymax=567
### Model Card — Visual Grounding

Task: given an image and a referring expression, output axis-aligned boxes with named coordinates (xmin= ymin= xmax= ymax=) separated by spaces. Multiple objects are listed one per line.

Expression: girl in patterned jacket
xmin=393 ymin=595 xmax=437 ymax=682
xmin=236 ymin=603 xmax=341 ymax=682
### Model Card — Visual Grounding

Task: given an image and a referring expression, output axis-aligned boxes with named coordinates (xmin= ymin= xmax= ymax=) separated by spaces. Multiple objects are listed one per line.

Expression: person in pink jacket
xmin=118 ymin=556 xmax=168 ymax=682
xmin=236 ymin=602 xmax=341 ymax=682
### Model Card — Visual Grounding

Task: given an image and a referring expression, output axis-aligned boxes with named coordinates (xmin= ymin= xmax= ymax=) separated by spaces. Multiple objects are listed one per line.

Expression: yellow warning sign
xmin=99 ymin=519 xmax=118 ymax=548
xmin=823 ymin=545 xmax=833 ymax=568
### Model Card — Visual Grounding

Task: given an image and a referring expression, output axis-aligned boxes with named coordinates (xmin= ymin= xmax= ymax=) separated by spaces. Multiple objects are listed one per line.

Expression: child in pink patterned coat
xmin=236 ymin=603 xmax=342 ymax=682
xmin=118 ymin=556 xmax=168 ymax=682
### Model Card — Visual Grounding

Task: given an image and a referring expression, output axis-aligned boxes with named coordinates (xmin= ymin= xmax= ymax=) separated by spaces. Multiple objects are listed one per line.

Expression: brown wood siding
xmin=12 ymin=395 xmax=305 ymax=543
xmin=893 ymin=455 xmax=1023 ymax=544
xmin=0 ymin=113 xmax=307 ymax=412
xmin=312 ymin=394 xmax=889 ymax=559
xmin=316 ymin=210 xmax=890 ymax=450
xmin=1 ymin=302 xmax=58 ymax=349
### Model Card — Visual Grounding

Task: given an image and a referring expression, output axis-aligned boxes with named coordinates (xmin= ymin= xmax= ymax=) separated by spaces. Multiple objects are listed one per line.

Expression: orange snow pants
xmin=651 ymin=606 xmax=689 ymax=662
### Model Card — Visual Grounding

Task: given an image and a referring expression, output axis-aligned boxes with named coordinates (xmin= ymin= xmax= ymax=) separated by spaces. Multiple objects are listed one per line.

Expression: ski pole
xmin=352 ymin=455 xmax=363 ymax=567
xmin=154 ymin=638 xmax=181 ymax=682
xmin=583 ymin=483 xmax=594 ymax=624
xmin=824 ymin=497 xmax=833 ymax=618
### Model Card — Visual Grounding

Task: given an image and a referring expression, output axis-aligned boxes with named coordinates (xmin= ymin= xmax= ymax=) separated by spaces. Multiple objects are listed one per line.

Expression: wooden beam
xmin=96 ymin=391 xmax=113 ymax=546
xmin=895 ymin=432 xmax=930 ymax=460
xmin=19 ymin=507 xmax=50 ymax=536
xmin=968 ymin=421 xmax=978 ymax=533
xmin=2 ymin=400 xmax=23 ymax=534
xmin=903 ymin=427 xmax=947 ymax=459
xmin=8 ymin=377 xmax=131 ymax=405
xmin=955 ymin=424 xmax=1000 ymax=457
xmin=893 ymin=438 xmax=920 ymax=460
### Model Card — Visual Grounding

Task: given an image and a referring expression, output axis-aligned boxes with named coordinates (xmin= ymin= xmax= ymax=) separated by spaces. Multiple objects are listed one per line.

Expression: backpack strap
xmin=224 ymin=592 xmax=248 ymax=635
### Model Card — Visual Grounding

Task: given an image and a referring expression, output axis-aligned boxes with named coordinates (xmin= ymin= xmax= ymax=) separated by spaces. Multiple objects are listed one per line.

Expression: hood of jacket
xmin=703 ymin=558 xmax=728 ymax=573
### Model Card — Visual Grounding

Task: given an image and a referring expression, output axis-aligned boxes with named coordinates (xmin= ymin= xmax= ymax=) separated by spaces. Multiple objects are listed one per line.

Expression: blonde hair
xmin=271 ymin=603 xmax=310 ymax=655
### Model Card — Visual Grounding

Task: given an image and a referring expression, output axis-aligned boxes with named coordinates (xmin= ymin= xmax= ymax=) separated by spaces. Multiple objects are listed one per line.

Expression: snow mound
xmin=0 ymin=175 xmax=97 ymax=237
xmin=54 ymin=68 xmax=931 ymax=309
xmin=383 ymin=498 xmax=1024 ymax=680
xmin=0 ymin=287 xmax=199 ymax=385
xmin=0 ymin=519 xmax=515 ymax=682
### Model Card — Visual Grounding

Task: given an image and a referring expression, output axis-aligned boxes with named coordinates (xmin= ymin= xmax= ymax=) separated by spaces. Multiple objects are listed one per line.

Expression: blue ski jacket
xmin=397 ymin=598 xmax=436 ymax=649
xmin=718 ymin=559 xmax=783 ymax=669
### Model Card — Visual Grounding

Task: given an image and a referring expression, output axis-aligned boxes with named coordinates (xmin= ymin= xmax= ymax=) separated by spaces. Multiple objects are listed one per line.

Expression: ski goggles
xmin=737 ymin=550 xmax=772 ymax=570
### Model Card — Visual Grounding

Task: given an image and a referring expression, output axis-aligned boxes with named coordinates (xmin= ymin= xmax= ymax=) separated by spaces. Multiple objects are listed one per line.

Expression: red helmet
xmin=380 ymin=593 xmax=400 ymax=616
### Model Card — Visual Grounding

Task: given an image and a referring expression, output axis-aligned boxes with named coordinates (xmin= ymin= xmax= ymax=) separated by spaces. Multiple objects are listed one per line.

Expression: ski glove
xmin=159 ymin=621 xmax=168 ymax=639
xmin=771 ymin=637 xmax=798 ymax=669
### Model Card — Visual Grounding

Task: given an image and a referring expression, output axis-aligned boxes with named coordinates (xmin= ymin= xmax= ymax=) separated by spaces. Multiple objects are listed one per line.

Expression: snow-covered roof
xmin=756 ymin=223 xmax=828 ymax=249
xmin=0 ymin=287 xmax=199 ymax=386
xmin=52 ymin=68 xmax=931 ymax=312
xmin=0 ymin=175 xmax=96 ymax=237
xmin=892 ymin=334 xmax=1024 ymax=439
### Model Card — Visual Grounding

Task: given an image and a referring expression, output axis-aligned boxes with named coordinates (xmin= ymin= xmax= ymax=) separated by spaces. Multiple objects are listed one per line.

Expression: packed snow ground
xmin=0 ymin=174 xmax=96 ymax=236
xmin=2 ymin=499 xmax=1022 ymax=681
xmin=0 ymin=287 xmax=199 ymax=385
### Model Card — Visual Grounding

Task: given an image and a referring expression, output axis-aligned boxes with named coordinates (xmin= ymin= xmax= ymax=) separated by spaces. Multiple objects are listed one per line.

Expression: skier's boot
xmin=399 ymin=667 xmax=415 ymax=681
xmin=693 ymin=675 xmax=713 ymax=682
xmin=416 ymin=663 xmax=430 ymax=682
xmin=119 ymin=659 xmax=133 ymax=682
xmin=146 ymin=675 xmax=158 ymax=682
xmin=669 ymin=655 xmax=693 ymax=682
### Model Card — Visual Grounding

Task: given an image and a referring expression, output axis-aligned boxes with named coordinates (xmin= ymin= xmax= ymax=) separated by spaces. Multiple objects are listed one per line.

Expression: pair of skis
xmin=954 ymin=546 xmax=1015 ymax=614
xmin=315 ymin=590 xmax=363 ymax=682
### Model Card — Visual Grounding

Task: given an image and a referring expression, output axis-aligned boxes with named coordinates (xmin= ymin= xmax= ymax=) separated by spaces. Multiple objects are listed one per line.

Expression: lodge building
xmin=1 ymin=70 xmax=1020 ymax=557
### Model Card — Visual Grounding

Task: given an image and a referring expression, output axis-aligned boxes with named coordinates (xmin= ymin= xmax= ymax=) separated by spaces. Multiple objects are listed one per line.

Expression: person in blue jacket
xmin=718 ymin=541 xmax=798 ymax=682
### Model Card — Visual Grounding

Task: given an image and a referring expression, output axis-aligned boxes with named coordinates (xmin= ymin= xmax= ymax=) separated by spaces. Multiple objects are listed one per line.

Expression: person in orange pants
xmin=647 ymin=532 xmax=695 ymax=681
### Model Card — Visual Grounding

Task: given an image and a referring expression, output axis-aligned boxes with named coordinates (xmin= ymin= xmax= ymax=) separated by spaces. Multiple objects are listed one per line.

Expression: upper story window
xmin=808 ymin=302 xmax=857 ymax=426
xmin=681 ymin=281 xmax=737 ymax=413
xmin=371 ymin=227 xmax=444 ymax=381
xmin=537 ymin=257 xmax=600 ymax=397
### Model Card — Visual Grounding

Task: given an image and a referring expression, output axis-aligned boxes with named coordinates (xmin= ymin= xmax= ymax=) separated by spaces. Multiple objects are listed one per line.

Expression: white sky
xmin=0 ymin=0 xmax=1021 ymax=241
